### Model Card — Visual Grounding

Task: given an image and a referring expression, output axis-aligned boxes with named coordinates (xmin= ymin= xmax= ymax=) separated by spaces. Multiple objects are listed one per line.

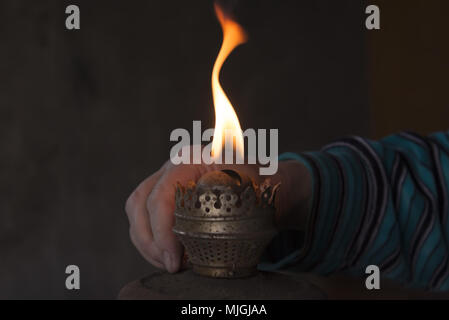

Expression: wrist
xmin=274 ymin=160 xmax=312 ymax=231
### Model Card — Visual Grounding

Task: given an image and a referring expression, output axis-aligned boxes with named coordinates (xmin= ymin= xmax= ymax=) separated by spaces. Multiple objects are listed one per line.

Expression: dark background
xmin=0 ymin=0 xmax=447 ymax=299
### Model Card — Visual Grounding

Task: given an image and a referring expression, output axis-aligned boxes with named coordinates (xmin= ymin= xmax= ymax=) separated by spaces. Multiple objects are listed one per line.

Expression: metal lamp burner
xmin=173 ymin=169 xmax=280 ymax=278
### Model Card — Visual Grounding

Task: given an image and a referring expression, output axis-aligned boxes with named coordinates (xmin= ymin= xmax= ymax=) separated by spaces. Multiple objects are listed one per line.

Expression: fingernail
xmin=163 ymin=251 xmax=173 ymax=272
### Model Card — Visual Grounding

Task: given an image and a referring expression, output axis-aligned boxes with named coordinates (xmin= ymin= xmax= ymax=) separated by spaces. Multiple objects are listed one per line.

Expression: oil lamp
xmin=120 ymin=3 xmax=326 ymax=299
xmin=173 ymin=169 xmax=279 ymax=278
xmin=173 ymin=4 xmax=279 ymax=278
xmin=172 ymin=4 xmax=280 ymax=278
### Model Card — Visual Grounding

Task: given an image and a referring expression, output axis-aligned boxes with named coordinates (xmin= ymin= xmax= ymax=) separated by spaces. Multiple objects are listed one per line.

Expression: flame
xmin=211 ymin=3 xmax=247 ymax=160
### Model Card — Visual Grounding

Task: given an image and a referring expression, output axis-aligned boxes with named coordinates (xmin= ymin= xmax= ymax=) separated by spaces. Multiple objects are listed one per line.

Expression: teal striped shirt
xmin=260 ymin=131 xmax=449 ymax=291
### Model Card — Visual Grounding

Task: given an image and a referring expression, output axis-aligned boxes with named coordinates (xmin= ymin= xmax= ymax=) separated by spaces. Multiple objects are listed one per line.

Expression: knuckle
xmin=124 ymin=196 xmax=134 ymax=215
xmin=125 ymin=189 xmax=141 ymax=215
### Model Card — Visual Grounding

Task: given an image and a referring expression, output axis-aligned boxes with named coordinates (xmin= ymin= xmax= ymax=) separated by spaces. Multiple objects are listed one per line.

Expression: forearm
xmin=265 ymin=131 xmax=449 ymax=291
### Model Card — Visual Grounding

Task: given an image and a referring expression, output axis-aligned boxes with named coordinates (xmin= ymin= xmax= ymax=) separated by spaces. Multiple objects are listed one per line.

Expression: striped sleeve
xmin=262 ymin=131 xmax=449 ymax=291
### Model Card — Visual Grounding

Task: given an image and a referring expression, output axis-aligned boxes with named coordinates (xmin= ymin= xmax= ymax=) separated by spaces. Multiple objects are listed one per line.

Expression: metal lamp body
xmin=173 ymin=170 xmax=279 ymax=278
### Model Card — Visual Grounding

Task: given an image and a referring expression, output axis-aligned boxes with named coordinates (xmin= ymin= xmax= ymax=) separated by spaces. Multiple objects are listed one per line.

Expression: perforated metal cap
xmin=173 ymin=169 xmax=279 ymax=278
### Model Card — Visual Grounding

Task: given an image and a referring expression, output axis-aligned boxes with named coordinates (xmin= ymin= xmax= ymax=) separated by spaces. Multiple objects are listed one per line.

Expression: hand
xmin=125 ymin=153 xmax=312 ymax=273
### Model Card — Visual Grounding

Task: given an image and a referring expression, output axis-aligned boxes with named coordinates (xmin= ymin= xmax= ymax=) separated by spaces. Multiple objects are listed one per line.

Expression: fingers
xmin=129 ymin=227 xmax=164 ymax=269
xmin=147 ymin=186 xmax=181 ymax=273
xmin=146 ymin=164 xmax=202 ymax=273
xmin=125 ymin=166 xmax=165 ymax=268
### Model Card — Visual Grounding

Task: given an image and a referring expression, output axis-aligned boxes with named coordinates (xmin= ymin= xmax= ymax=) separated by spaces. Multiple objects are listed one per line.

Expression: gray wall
xmin=0 ymin=0 xmax=368 ymax=299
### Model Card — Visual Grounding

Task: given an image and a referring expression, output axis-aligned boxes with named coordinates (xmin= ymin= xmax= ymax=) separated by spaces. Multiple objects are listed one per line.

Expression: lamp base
xmin=118 ymin=269 xmax=326 ymax=300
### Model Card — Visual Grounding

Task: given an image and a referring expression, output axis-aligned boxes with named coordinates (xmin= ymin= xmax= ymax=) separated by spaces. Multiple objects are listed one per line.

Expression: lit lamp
xmin=173 ymin=169 xmax=279 ymax=278
xmin=172 ymin=4 xmax=280 ymax=278
xmin=119 ymin=3 xmax=325 ymax=299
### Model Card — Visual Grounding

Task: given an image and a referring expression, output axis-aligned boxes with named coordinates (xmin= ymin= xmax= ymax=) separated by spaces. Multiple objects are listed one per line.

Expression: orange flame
xmin=211 ymin=3 xmax=247 ymax=160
